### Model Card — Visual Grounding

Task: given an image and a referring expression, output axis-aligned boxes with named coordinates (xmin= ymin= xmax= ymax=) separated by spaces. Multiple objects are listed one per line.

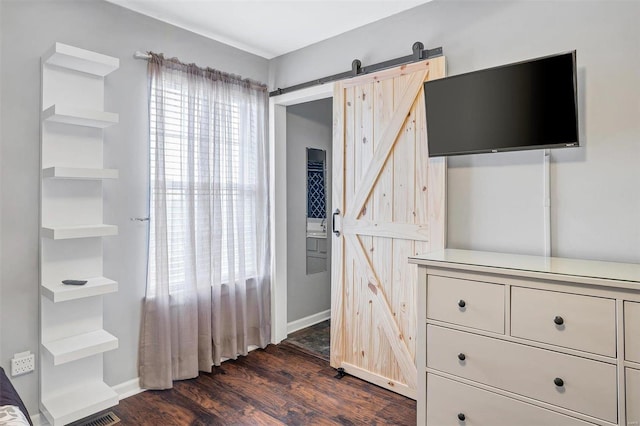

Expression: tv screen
xmin=423 ymin=51 xmax=578 ymax=157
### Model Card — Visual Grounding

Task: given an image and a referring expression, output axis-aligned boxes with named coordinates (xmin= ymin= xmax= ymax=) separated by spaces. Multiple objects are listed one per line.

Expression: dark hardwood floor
xmin=109 ymin=343 xmax=416 ymax=425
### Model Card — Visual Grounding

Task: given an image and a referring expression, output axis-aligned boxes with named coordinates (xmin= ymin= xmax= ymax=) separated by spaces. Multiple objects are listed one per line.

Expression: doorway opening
xmin=282 ymin=98 xmax=333 ymax=359
xmin=269 ymin=85 xmax=333 ymax=351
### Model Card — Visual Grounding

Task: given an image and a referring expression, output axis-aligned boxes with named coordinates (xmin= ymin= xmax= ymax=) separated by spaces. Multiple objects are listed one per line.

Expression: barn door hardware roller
xmin=269 ymin=42 xmax=443 ymax=97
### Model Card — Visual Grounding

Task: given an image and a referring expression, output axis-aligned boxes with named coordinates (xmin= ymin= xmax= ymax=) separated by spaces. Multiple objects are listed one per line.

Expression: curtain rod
xmin=131 ymin=50 xmax=267 ymax=90
xmin=134 ymin=51 xmax=151 ymax=60
xmin=133 ymin=42 xmax=442 ymax=96
xmin=269 ymin=42 xmax=443 ymax=97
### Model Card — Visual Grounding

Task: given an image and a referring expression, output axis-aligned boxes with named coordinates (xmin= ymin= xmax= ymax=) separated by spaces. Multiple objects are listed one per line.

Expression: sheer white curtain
xmin=139 ymin=54 xmax=270 ymax=389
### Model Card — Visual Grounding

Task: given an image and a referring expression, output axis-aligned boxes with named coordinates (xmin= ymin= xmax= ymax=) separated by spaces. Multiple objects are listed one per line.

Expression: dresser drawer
xmin=511 ymin=287 xmax=616 ymax=357
xmin=427 ymin=275 xmax=504 ymax=333
xmin=625 ymin=302 xmax=640 ymax=363
xmin=628 ymin=368 xmax=640 ymax=426
xmin=427 ymin=373 xmax=594 ymax=426
xmin=427 ymin=325 xmax=617 ymax=423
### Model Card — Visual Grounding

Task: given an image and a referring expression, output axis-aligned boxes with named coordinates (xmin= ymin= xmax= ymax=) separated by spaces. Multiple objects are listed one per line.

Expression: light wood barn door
xmin=330 ymin=58 xmax=446 ymax=399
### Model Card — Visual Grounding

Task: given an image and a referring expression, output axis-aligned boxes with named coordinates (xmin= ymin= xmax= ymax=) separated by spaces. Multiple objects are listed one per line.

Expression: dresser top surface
xmin=410 ymin=249 xmax=640 ymax=286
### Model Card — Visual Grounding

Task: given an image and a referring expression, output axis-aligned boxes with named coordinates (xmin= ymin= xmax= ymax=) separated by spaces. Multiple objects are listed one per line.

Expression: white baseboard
xmin=287 ymin=309 xmax=331 ymax=335
xmin=113 ymin=377 xmax=145 ymax=400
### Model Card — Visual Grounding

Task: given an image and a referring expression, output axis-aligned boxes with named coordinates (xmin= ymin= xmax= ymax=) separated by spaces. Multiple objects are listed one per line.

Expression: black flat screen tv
xmin=423 ymin=51 xmax=578 ymax=157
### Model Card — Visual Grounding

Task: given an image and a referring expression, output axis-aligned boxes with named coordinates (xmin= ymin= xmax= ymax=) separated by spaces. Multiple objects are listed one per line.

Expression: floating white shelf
xmin=42 ymin=329 xmax=118 ymax=366
xmin=42 ymin=276 xmax=118 ymax=303
xmin=41 ymin=381 xmax=118 ymax=426
xmin=43 ymin=42 xmax=119 ymax=77
xmin=43 ymin=166 xmax=119 ymax=180
xmin=42 ymin=105 xmax=119 ymax=128
xmin=42 ymin=225 xmax=118 ymax=240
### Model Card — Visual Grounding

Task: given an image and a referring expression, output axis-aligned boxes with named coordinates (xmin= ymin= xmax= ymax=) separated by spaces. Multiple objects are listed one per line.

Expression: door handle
xmin=332 ymin=209 xmax=341 ymax=237
xmin=130 ymin=217 xmax=150 ymax=222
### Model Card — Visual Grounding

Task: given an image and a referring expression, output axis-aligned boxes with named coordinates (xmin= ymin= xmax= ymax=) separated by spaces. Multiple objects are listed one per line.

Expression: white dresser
xmin=410 ymin=249 xmax=640 ymax=426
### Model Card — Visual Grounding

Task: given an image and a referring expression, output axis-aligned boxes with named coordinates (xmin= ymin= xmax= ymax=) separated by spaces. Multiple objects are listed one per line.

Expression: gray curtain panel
xmin=139 ymin=53 xmax=271 ymax=389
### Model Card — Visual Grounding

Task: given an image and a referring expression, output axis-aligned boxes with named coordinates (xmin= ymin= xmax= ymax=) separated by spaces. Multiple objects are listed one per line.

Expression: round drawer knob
xmin=554 ymin=316 xmax=564 ymax=325
xmin=458 ymin=353 xmax=466 ymax=361
xmin=554 ymin=377 xmax=564 ymax=387
xmin=458 ymin=299 xmax=466 ymax=308
xmin=457 ymin=413 xmax=466 ymax=421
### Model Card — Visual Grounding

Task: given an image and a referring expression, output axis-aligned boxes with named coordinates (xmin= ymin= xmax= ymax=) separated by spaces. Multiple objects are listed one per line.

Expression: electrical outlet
xmin=11 ymin=351 xmax=35 ymax=376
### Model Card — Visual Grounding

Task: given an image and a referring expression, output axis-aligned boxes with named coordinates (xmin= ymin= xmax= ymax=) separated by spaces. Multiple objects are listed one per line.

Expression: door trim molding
xmin=269 ymin=84 xmax=333 ymax=344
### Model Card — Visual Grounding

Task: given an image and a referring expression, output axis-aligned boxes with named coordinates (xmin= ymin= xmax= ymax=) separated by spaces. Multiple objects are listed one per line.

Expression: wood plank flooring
xmin=109 ymin=343 xmax=416 ymax=425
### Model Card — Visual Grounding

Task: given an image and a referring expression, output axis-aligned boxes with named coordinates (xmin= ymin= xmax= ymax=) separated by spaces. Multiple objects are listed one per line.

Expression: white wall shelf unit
xmin=43 ymin=167 xmax=119 ymax=180
xmin=41 ymin=276 xmax=117 ymax=303
xmin=42 ymin=104 xmax=119 ymax=128
xmin=40 ymin=42 xmax=120 ymax=426
xmin=42 ymin=225 xmax=118 ymax=240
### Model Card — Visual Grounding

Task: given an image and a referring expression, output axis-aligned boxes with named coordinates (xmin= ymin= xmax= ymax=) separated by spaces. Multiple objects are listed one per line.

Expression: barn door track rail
xmin=268 ymin=42 xmax=443 ymax=97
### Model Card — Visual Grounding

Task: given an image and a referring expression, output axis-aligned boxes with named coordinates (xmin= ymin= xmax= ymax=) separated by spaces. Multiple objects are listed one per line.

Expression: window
xmin=148 ymin=71 xmax=260 ymax=294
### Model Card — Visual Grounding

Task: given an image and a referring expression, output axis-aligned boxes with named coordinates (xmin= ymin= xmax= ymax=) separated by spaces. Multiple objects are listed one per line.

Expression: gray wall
xmin=286 ymin=99 xmax=333 ymax=323
xmin=270 ymin=0 xmax=640 ymax=263
xmin=0 ymin=0 xmax=268 ymax=414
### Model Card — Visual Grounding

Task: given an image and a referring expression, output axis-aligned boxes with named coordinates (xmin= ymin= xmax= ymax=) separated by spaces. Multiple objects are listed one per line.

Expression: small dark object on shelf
xmin=62 ymin=279 xmax=88 ymax=286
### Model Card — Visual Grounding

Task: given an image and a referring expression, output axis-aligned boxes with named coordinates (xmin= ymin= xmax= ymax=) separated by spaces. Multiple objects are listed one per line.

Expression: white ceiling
xmin=106 ymin=0 xmax=432 ymax=59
